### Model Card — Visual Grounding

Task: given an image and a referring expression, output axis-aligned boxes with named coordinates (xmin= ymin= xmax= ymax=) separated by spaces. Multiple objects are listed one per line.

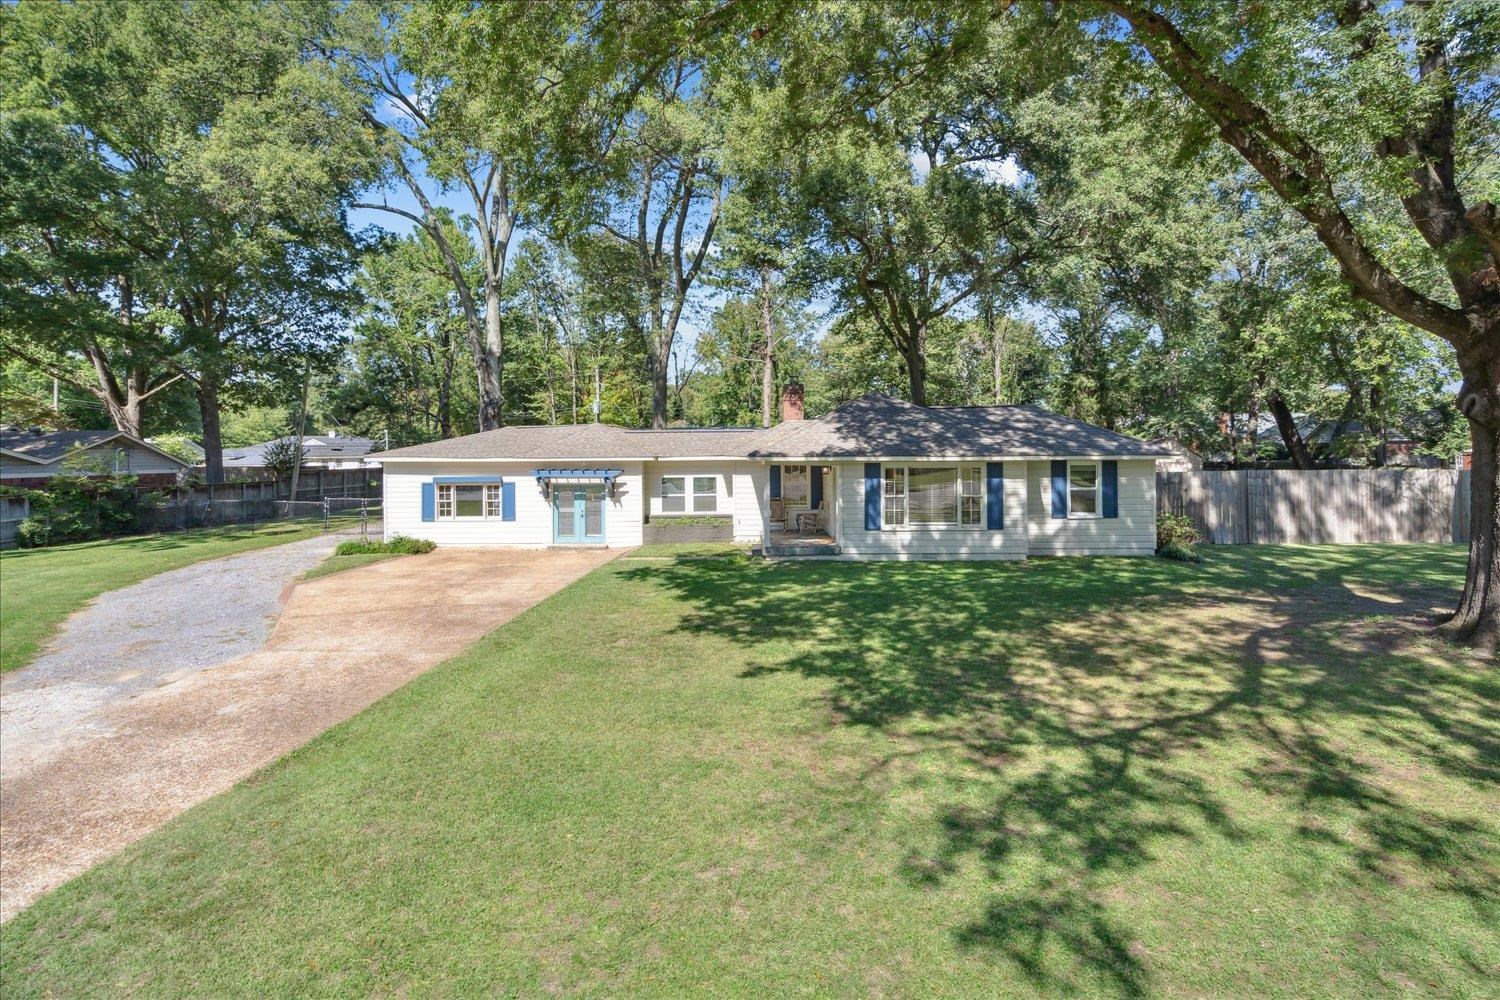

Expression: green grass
xmin=0 ymin=523 xmax=325 ymax=672
xmin=298 ymin=551 xmax=407 ymax=582
xmin=3 ymin=544 xmax=1495 ymax=997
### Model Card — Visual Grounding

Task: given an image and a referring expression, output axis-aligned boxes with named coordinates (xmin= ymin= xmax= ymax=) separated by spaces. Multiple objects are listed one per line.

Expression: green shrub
xmin=1156 ymin=511 xmax=1201 ymax=551
xmin=15 ymin=473 xmax=142 ymax=547
xmin=334 ymin=535 xmax=435 ymax=556
xmin=1156 ymin=541 xmax=1205 ymax=564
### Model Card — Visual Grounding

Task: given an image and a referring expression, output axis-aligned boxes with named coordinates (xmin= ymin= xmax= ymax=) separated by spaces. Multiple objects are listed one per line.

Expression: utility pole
xmin=286 ymin=358 xmax=311 ymax=503
xmin=592 ymin=366 xmax=602 ymax=423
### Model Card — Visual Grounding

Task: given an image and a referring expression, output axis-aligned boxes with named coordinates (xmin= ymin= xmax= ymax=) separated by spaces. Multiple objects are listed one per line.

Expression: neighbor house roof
xmin=368 ymin=394 xmax=1167 ymax=463
xmin=0 ymin=426 xmax=189 ymax=466
xmin=747 ymin=394 xmax=1170 ymax=459
xmin=222 ymin=435 xmax=376 ymax=467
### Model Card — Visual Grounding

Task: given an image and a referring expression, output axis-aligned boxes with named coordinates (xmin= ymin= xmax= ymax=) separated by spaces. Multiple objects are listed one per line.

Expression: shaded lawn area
xmin=2 ymin=544 xmax=1495 ymax=997
xmin=0 ymin=522 xmax=325 ymax=672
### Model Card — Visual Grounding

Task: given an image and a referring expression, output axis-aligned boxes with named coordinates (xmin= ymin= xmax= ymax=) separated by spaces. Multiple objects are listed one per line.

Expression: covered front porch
xmin=760 ymin=461 xmax=839 ymax=556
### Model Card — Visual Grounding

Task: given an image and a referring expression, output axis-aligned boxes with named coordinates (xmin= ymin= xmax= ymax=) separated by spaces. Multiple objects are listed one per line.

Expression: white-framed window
xmin=960 ymin=466 xmax=983 ymax=526
xmin=1068 ymin=461 xmax=1100 ymax=518
xmin=437 ymin=483 xmax=496 ymax=519
xmin=660 ymin=476 xmax=685 ymax=512
xmin=692 ymin=476 xmax=717 ymax=512
xmin=882 ymin=465 xmax=984 ymax=528
xmin=882 ymin=466 xmax=906 ymax=527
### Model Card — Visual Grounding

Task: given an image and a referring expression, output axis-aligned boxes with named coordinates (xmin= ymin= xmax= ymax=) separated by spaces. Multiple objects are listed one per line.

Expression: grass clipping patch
xmin=334 ymin=535 xmax=435 ymax=556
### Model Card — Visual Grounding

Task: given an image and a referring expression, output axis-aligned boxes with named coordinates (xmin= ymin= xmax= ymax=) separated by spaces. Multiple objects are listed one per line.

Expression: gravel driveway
xmin=0 ymin=545 xmax=620 ymax=922
xmin=0 ymin=533 xmax=341 ymax=774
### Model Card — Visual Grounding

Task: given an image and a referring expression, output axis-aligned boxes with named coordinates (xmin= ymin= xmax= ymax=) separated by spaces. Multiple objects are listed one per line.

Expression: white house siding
xmin=1024 ymin=458 xmax=1156 ymax=556
xmin=731 ymin=462 xmax=767 ymax=543
xmin=831 ymin=460 xmax=1028 ymax=560
xmin=384 ymin=461 xmax=644 ymax=548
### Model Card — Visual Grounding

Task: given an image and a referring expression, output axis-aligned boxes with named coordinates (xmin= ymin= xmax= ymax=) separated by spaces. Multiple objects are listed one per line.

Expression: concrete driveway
xmin=0 ymin=546 xmax=619 ymax=922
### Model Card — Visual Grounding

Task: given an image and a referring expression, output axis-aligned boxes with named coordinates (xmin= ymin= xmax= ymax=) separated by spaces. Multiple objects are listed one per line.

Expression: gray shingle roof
xmin=369 ymin=395 xmax=1166 ymax=462
xmin=749 ymin=395 xmax=1169 ymax=459
xmin=0 ymin=427 xmax=189 ymax=466
xmin=222 ymin=435 xmax=375 ymax=467
xmin=372 ymin=424 xmax=766 ymax=461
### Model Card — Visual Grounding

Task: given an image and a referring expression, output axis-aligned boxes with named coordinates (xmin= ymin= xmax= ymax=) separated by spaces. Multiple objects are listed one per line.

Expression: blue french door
xmin=552 ymin=485 xmax=606 ymax=543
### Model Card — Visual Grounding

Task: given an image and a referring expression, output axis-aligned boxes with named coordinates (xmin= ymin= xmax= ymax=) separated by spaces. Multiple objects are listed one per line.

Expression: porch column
xmin=760 ymin=463 xmax=772 ymax=552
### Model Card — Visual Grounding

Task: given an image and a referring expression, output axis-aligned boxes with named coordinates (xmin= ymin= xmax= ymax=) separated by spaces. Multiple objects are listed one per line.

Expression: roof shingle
xmin=369 ymin=395 xmax=1167 ymax=462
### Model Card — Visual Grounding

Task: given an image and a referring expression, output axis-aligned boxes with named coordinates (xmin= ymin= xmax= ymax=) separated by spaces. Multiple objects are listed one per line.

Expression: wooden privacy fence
xmin=1157 ymin=469 xmax=1471 ymax=545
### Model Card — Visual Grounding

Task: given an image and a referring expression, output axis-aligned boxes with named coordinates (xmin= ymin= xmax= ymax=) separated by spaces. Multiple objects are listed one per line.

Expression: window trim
xmin=660 ymin=475 xmax=686 ymax=513
xmin=879 ymin=463 xmax=985 ymax=530
xmin=1066 ymin=460 xmax=1102 ymax=519
xmin=691 ymin=475 xmax=718 ymax=513
xmin=436 ymin=482 xmax=499 ymax=520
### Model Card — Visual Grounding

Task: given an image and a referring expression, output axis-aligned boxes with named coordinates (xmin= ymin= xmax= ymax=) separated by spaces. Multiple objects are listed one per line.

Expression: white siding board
xmin=830 ymin=460 xmax=1028 ymax=561
xmin=384 ymin=461 xmax=643 ymax=548
xmin=1024 ymin=458 xmax=1155 ymax=556
xmin=642 ymin=462 xmax=736 ymax=517
xmin=731 ymin=462 xmax=767 ymax=543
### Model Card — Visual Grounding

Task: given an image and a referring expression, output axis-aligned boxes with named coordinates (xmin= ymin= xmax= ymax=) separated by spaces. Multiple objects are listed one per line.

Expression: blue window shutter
xmin=1050 ymin=461 xmax=1067 ymax=519
xmin=502 ymin=481 xmax=516 ymax=521
xmin=770 ymin=464 xmax=782 ymax=499
xmin=986 ymin=462 xmax=1004 ymax=530
xmin=864 ymin=463 xmax=880 ymax=530
xmin=810 ymin=466 xmax=822 ymax=508
xmin=420 ymin=481 xmax=435 ymax=522
xmin=1102 ymin=460 xmax=1118 ymax=518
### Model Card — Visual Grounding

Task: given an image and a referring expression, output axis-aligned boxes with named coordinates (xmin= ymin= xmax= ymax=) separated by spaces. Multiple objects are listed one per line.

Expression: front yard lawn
xmin=0 ymin=522 xmax=324 ymax=672
xmin=2 ymin=544 xmax=1493 ymax=997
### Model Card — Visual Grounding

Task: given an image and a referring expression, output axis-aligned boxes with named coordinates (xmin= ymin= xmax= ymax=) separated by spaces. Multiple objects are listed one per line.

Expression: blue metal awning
xmin=533 ymin=467 xmax=624 ymax=484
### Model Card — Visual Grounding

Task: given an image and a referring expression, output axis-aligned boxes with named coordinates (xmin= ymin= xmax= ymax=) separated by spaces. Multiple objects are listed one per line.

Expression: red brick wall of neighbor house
xmin=1 ymin=472 xmax=180 ymax=490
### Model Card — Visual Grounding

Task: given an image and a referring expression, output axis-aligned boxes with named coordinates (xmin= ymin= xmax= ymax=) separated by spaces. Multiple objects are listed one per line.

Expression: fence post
xmin=323 ymin=498 xmax=330 ymax=531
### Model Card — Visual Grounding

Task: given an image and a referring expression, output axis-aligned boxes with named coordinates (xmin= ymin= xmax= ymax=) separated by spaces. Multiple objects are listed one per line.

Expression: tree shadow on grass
xmin=619 ymin=546 xmax=1496 ymax=996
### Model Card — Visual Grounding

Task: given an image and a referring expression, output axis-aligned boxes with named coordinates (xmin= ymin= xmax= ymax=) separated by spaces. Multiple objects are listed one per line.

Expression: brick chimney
xmin=780 ymin=381 xmax=805 ymax=422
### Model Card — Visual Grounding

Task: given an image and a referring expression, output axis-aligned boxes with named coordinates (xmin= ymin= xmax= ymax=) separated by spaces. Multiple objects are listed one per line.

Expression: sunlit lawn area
xmin=0 ymin=522 xmax=325 ymax=672
xmin=1 ymin=544 xmax=1493 ymax=997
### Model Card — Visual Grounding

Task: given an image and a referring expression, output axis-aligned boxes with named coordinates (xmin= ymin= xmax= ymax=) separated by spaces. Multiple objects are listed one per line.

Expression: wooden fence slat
xmin=1157 ymin=468 xmax=1468 ymax=545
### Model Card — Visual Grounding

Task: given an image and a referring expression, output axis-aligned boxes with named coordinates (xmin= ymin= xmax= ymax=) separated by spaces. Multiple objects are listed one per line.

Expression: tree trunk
xmin=992 ymin=312 xmax=1007 ymax=405
xmin=197 ymin=377 xmax=224 ymax=485
xmin=760 ymin=267 xmax=775 ymax=428
xmin=477 ymin=280 xmax=505 ymax=430
xmin=651 ymin=343 xmax=670 ymax=429
xmin=1442 ymin=333 xmax=1500 ymax=653
xmin=905 ymin=324 xmax=928 ymax=407
xmin=1269 ymin=391 xmax=1314 ymax=470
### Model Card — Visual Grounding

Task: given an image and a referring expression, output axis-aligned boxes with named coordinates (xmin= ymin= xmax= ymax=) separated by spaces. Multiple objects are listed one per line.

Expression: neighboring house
xmin=221 ymin=434 xmax=376 ymax=474
xmin=0 ymin=426 xmax=189 ymax=489
xmin=369 ymin=389 xmax=1168 ymax=559
xmin=1151 ymin=438 xmax=1203 ymax=473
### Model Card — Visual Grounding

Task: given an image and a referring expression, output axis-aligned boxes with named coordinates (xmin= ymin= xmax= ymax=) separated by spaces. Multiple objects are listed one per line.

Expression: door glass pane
xmin=556 ymin=489 xmax=576 ymax=536
xmin=454 ymin=484 xmax=484 ymax=517
xmin=584 ymin=488 xmax=603 ymax=536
